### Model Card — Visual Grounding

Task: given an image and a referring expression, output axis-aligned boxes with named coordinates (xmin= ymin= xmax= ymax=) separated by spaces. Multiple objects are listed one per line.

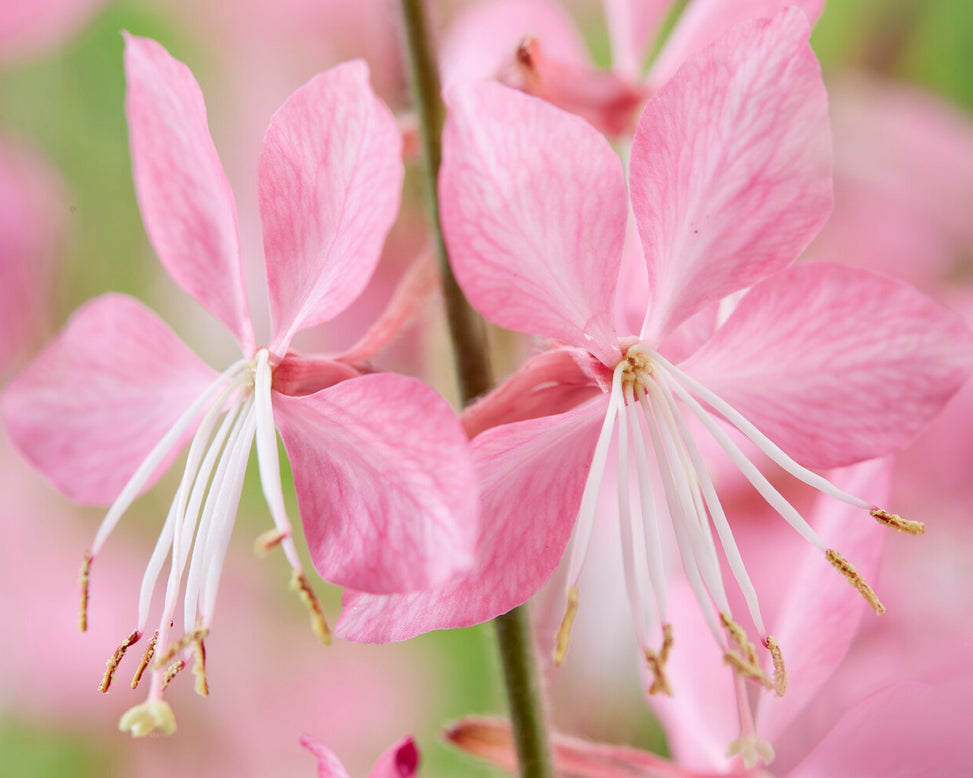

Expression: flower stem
xmin=398 ymin=3 xmax=554 ymax=777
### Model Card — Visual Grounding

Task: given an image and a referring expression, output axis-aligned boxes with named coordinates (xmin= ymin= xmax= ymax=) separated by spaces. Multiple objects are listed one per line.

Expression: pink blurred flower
xmin=0 ymin=0 xmax=106 ymax=64
xmin=1 ymin=35 xmax=477 ymax=734
xmin=302 ymin=734 xmax=419 ymax=778
xmin=337 ymin=9 xmax=971 ymax=713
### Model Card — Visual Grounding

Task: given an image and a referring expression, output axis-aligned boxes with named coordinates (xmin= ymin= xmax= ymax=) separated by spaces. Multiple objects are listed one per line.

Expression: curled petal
xmin=273 ymin=373 xmax=477 ymax=594
xmin=300 ymin=734 xmax=351 ymax=778
xmin=631 ymin=8 xmax=831 ymax=341
xmin=682 ymin=262 xmax=973 ymax=468
xmin=124 ymin=33 xmax=254 ymax=353
xmin=440 ymin=82 xmax=626 ymax=364
xmin=336 ymin=397 xmax=607 ymax=642
xmin=261 ymin=60 xmax=403 ymax=353
xmin=1 ymin=294 xmax=216 ymax=505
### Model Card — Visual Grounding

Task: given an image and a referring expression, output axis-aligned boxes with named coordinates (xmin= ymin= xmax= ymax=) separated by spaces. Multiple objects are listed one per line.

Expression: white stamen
xmin=616 ymin=386 xmax=649 ymax=647
xmin=565 ymin=364 xmax=625 ymax=587
xmin=91 ymin=359 xmax=250 ymax=555
xmin=651 ymin=353 xmax=871 ymax=510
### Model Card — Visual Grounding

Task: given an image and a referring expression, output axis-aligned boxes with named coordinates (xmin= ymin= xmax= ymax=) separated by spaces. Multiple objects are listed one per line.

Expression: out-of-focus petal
xmin=440 ymin=0 xmax=589 ymax=87
xmin=273 ymin=372 xmax=477 ymax=594
xmin=440 ymin=82 xmax=626 ymax=365
xmin=369 ymin=737 xmax=419 ymax=778
xmin=300 ymin=734 xmax=351 ymax=778
xmin=647 ymin=0 xmax=824 ymax=90
xmin=603 ymin=0 xmax=671 ymax=78
xmin=124 ymin=33 xmax=254 ymax=353
xmin=787 ymin=678 xmax=973 ymax=778
xmin=631 ymin=8 xmax=831 ymax=342
xmin=1 ymin=294 xmax=217 ymax=505
xmin=0 ymin=0 xmax=106 ymax=64
xmin=682 ymin=262 xmax=973 ymax=469
xmin=336 ymin=397 xmax=608 ymax=642
xmin=261 ymin=60 xmax=403 ymax=353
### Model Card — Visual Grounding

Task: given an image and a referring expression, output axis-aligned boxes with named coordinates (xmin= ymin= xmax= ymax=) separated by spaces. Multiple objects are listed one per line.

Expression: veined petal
xmin=441 ymin=0 xmax=590 ymax=87
xmin=336 ymin=397 xmax=607 ymax=643
xmin=439 ymin=82 xmax=627 ymax=364
xmin=1 ymin=294 xmax=217 ymax=505
xmin=272 ymin=372 xmax=477 ymax=594
xmin=682 ymin=262 xmax=973 ymax=469
xmin=648 ymin=0 xmax=824 ymax=90
xmin=261 ymin=60 xmax=403 ymax=353
xmin=631 ymin=8 xmax=831 ymax=341
xmin=123 ymin=33 xmax=254 ymax=353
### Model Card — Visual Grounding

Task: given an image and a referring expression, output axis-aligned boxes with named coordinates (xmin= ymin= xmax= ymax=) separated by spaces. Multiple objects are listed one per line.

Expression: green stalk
xmin=398 ymin=2 xmax=555 ymax=776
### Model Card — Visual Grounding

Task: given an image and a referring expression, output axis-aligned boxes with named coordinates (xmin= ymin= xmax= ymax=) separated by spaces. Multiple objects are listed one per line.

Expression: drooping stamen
xmin=131 ymin=630 xmax=158 ymax=689
xmin=871 ymin=509 xmax=925 ymax=535
xmin=99 ymin=630 xmax=141 ymax=693
xmin=78 ymin=551 xmax=92 ymax=633
xmin=192 ymin=634 xmax=208 ymax=697
xmin=645 ymin=624 xmax=673 ymax=696
xmin=161 ymin=660 xmax=185 ymax=692
xmin=826 ymin=550 xmax=886 ymax=614
xmin=554 ymin=586 xmax=579 ymax=666
xmin=764 ymin=635 xmax=788 ymax=697
xmin=721 ymin=613 xmax=771 ymax=689
xmin=290 ymin=569 xmax=332 ymax=645
xmin=254 ymin=528 xmax=287 ymax=556
xmin=152 ymin=625 xmax=209 ymax=671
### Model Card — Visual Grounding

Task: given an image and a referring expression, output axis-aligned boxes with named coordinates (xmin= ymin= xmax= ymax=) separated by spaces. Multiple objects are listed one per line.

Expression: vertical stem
xmin=398 ymin=2 xmax=554 ymax=777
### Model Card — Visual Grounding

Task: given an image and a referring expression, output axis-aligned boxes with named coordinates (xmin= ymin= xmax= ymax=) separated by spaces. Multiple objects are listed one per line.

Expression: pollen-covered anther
xmin=254 ymin=528 xmax=288 ymax=556
xmin=554 ymin=585 xmax=579 ymax=666
xmin=645 ymin=623 xmax=674 ymax=696
xmin=161 ymin=660 xmax=186 ymax=692
xmin=619 ymin=345 xmax=653 ymax=395
xmin=131 ymin=630 xmax=158 ymax=689
xmin=192 ymin=636 xmax=209 ymax=697
xmin=721 ymin=613 xmax=772 ymax=689
xmin=152 ymin=625 xmax=209 ymax=671
xmin=78 ymin=551 xmax=92 ymax=633
xmin=99 ymin=630 xmax=141 ymax=693
xmin=826 ymin=549 xmax=886 ymax=614
xmin=290 ymin=569 xmax=332 ymax=645
xmin=764 ymin=635 xmax=788 ymax=697
xmin=871 ymin=508 xmax=925 ymax=536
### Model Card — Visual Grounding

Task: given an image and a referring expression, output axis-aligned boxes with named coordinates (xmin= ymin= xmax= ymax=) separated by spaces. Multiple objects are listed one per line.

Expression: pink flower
xmin=1 ymin=35 xmax=477 ymax=734
xmin=301 ymin=734 xmax=418 ymax=778
xmin=337 ymin=8 xmax=972 ymax=707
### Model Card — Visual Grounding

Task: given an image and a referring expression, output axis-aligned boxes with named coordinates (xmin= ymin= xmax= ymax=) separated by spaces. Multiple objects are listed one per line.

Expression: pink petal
xmin=1 ymin=294 xmax=217 ymax=505
xmin=439 ymin=82 xmax=626 ymax=364
xmin=441 ymin=0 xmax=590 ymax=88
xmin=124 ymin=34 xmax=254 ymax=353
xmin=369 ymin=737 xmax=419 ymax=778
xmin=630 ymin=8 xmax=831 ymax=341
xmin=336 ymin=397 xmax=607 ymax=642
xmin=787 ymin=678 xmax=973 ymax=778
xmin=0 ymin=0 xmax=106 ymax=64
xmin=756 ymin=458 xmax=893 ymax=742
xmin=261 ymin=60 xmax=403 ymax=353
xmin=272 ymin=372 xmax=477 ymax=594
xmin=602 ymin=0 xmax=671 ymax=78
xmin=300 ymin=734 xmax=352 ymax=778
xmin=648 ymin=0 xmax=824 ymax=90
xmin=682 ymin=261 xmax=973 ymax=469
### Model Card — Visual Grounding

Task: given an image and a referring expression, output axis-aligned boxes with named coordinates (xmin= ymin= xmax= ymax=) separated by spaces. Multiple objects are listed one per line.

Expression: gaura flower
xmin=337 ymin=8 xmax=972 ymax=706
xmin=1 ymin=35 xmax=477 ymax=734
xmin=301 ymin=733 xmax=419 ymax=778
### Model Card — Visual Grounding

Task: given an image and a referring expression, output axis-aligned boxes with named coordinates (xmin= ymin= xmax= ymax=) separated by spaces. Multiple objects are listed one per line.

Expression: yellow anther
xmin=871 ymin=509 xmax=925 ymax=536
xmin=765 ymin=635 xmax=788 ymax=697
xmin=645 ymin=623 xmax=674 ymax=696
xmin=99 ymin=630 xmax=140 ymax=693
xmin=290 ymin=569 xmax=332 ymax=645
xmin=161 ymin=660 xmax=185 ymax=692
xmin=192 ymin=636 xmax=209 ymax=697
xmin=131 ymin=631 xmax=158 ymax=690
xmin=78 ymin=551 xmax=92 ymax=633
xmin=553 ymin=586 xmax=579 ymax=666
xmin=152 ymin=626 xmax=209 ymax=670
xmin=721 ymin=613 xmax=771 ymax=689
xmin=826 ymin=549 xmax=885 ymax=614
xmin=255 ymin=528 xmax=287 ymax=556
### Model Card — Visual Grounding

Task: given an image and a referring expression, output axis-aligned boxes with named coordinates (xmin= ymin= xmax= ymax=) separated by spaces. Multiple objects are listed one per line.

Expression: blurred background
xmin=1 ymin=0 xmax=972 ymax=775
